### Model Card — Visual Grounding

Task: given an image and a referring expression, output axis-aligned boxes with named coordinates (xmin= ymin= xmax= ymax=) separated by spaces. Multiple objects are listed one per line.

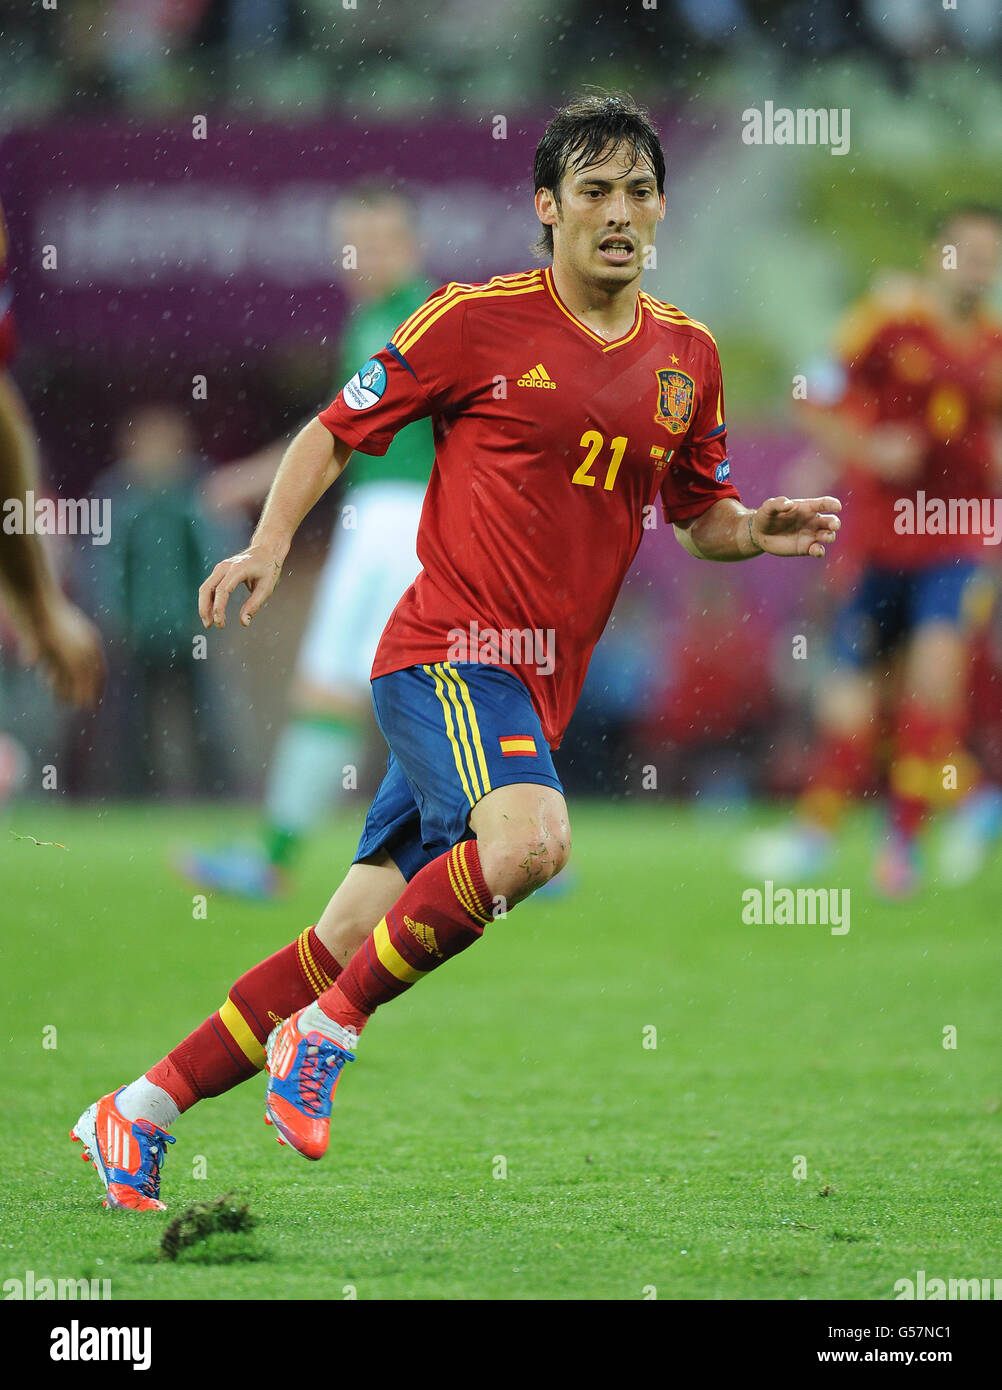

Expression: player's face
xmin=934 ymin=216 xmax=1002 ymax=310
xmin=122 ymin=409 xmax=193 ymax=479
xmin=334 ymin=200 xmax=420 ymax=303
xmin=540 ymin=143 xmax=665 ymax=290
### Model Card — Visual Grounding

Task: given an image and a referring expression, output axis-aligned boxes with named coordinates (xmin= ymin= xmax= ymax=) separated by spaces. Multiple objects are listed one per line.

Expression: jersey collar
xmin=543 ymin=266 xmax=644 ymax=352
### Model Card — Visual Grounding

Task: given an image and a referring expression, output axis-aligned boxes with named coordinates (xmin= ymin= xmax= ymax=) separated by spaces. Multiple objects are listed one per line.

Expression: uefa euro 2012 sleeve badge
xmin=654 ymin=367 xmax=696 ymax=434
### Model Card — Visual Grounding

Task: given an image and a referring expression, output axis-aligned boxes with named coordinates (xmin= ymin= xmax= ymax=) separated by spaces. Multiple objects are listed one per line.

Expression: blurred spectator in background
xmin=637 ymin=567 xmax=775 ymax=804
xmin=178 ymin=182 xmax=434 ymax=896
xmin=103 ymin=0 xmax=213 ymax=94
xmin=85 ymin=404 xmax=232 ymax=798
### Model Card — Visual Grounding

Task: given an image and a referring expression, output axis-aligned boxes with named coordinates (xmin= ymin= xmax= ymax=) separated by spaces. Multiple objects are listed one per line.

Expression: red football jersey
xmin=0 ymin=198 xmax=17 ymax=369
xmin=318 ymin=267 xmax=740 ymax=747
xmin=834 ymin=284 xmax=1002 ymax=568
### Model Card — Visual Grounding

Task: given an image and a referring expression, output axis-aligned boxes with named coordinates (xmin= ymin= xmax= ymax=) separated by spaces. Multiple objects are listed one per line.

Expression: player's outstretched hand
xmin=752 ymin=496 xmax=842 ymax=558
xmin=199 ymin=545 xmax=284 ymax=630
xmin=21 ymin=596 xmax=106 ymax=707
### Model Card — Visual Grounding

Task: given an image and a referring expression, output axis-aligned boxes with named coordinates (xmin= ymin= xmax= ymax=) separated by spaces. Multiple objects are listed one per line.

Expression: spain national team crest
xmin=654 ymin=368 xmax=695 ymax=435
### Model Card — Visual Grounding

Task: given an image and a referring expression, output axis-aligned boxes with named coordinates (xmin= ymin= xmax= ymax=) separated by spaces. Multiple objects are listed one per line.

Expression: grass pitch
xmin=2 ymin=799 xmax=999 ymax=1301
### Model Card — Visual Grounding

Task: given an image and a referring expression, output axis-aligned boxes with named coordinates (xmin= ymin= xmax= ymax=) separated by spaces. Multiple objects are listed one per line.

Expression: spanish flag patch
xmin=499 ymin=734 xmax=538 ymax=758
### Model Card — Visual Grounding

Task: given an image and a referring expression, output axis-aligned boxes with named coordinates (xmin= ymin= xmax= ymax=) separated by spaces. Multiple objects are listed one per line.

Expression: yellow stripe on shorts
xmin=424 ymin=663 xmax=477 ymax=806
xmin=436 ymin=662 xmax=483 ymax=800
xmin=443 ymin=662 xmax=492 ymax=795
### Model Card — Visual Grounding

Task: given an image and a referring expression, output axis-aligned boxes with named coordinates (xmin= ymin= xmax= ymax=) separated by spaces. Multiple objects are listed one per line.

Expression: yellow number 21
xmin=572 ymin=431 xmax=628 ymax=491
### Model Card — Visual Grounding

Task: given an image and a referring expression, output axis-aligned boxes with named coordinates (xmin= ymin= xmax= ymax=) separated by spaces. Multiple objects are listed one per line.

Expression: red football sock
xmin=317 ymin=840 xmax=494 ymax=1032
xmin=146 ymin=926 xmax=341 ymax=1112
xmin=798 ymin=726 xmax=878 ymax=829
xmin=888 ymin=701 xmax=973 ymax=841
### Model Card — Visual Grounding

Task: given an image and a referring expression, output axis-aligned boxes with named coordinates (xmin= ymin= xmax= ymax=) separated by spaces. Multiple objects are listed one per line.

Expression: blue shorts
xmin=831 ymin=560 xmax=991 ymax=668
xmin=354 ymin=661 xmax=564 ymax=881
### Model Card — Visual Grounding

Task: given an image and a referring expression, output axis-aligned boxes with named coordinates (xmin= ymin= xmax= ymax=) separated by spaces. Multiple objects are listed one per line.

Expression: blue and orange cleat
xmin=936 ymin=784 xmax=1002 ymax=886
xmin=264 ymin=1010 xmax=356 ymax=1161
xmin=70 ymin=1088 xmax=176 ymax=1211
xmin=173 ymin=844 xmax=288 ymax=902
xmin=736 ymin=823 xmax=834 ymax=882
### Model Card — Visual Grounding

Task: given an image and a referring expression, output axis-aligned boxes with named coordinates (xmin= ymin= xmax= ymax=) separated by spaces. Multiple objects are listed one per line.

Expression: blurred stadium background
xmin=2 ymin=0 xmax=1002 ymax=809
xmin=6 ymin=0 xmax=1002 ymax=1310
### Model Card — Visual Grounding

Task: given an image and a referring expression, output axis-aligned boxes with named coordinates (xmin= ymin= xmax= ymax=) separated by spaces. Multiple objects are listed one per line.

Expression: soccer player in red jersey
xmin=746 ymin=206 xmax=1002 ymax=895
xmin=0 ymin=197 xmax=104 ymax=709
xmin=73 ymin=94 xmax=842 ymax=1202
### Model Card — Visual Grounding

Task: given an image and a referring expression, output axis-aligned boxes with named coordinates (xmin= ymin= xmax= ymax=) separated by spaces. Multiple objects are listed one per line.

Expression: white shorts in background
xmin=296 ymin=480 xmax=426 ymax=693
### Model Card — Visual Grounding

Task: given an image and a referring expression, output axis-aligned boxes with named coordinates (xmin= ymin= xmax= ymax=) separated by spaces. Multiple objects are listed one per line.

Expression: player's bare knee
xmin=480 ymin=824 xmax=571 ymax=907
xmin=315 ymin=893 xmax=368 ymax=956
xmin=315 ymin=856 xmax=406 ymax=965
xmin=315 ymin=912 xmax=370 ymax=968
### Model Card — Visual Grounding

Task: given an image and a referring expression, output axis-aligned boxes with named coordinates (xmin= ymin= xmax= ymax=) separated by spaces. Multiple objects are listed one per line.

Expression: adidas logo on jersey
xmin=517 ymin=363 xmax=557 ymax=389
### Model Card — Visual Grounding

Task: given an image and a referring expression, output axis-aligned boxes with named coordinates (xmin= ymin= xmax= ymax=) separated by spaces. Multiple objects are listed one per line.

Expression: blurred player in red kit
xmin=746 ymin=206 xmax=1002 ymax=895
xmin=72 ymin=94 xmax=842 ymax=1210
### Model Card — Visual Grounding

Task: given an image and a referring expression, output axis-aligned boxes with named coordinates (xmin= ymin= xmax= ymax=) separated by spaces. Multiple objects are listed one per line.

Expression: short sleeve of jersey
xmin=317 ymin=284 xmax=470 ymax=457
xmin=659 ymin=343 xmax=741 ymax=522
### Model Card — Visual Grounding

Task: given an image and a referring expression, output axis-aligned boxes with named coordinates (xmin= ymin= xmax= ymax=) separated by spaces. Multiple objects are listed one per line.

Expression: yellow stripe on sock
xmin=219 ymin=998 xmax=266 ymax=1069
xmin=296 ymin=931 xmax=323 ymax=997
xmin=454 ymin=842 xmax=492 ymax=926
xmin=373 ymin=918 xmax=425 ymax=985
xmin=447 ymin=844 xmax=479 ymax=921
xmin=890 ymin=755 xmax=932 ymax=802
xmin=298 ymin=927 xmax=334 ymax=994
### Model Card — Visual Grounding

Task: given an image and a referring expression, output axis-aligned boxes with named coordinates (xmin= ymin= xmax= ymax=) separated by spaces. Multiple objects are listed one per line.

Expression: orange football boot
xmin=71 ymin=1088 xmax=175 ymax=1211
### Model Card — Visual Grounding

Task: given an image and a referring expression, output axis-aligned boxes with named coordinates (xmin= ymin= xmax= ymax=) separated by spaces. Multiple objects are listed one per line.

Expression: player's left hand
xmin=751 ymin=496 xmax=842 ymax=558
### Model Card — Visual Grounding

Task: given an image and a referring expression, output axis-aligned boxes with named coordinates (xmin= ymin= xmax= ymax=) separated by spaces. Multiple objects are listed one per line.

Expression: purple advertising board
xmin=1 ymin=115 xmax=565 ymax=354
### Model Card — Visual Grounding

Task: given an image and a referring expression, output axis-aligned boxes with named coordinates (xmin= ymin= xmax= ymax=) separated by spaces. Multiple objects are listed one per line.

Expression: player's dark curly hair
xmin=532 ymin=91 xmax=666 ymax=259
